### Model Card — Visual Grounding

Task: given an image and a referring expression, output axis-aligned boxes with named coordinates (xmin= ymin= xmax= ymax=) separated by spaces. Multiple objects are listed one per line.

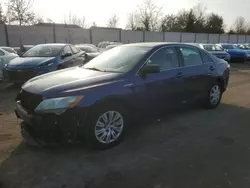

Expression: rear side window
xmin=71 ymin=45 xmax=79 ymax=54
xmin=62 ymin=46 xmax=72 ymax=55
xmin=201 ymin=51 xmax=213 ymax=63
xmin=179 ymin=47 xmax=203 ymax=66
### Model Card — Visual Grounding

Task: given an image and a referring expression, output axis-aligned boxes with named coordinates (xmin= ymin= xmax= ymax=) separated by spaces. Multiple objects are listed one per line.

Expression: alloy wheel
xmin=94 ymin=111 xmax=124 ymax=144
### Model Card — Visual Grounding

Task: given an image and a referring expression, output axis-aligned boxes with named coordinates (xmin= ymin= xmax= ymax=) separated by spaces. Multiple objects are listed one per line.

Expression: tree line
xmin=0 ymin=0 xmax=250 ymax=35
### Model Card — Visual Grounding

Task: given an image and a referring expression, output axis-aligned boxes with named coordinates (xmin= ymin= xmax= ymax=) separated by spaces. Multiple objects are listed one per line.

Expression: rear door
xmin=177 ymin=45 xmax=216 ymax=101
xmin=61 ymin=45 xmax=74 ymax=68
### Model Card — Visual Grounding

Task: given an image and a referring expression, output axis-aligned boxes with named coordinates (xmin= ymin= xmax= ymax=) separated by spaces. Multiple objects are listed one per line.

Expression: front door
xmin=131 ymin=46 xmax=186 ymax=115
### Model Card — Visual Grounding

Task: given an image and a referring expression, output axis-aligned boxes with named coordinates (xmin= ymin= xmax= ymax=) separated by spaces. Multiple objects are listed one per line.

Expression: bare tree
xmin=0 ymin=3 xmax=6 ymax=24
xmin=234 ymin=16 xmax=247 ymax=34
xmin=91 ymin=21 xmax=97 ymax=27
xmin=107 ymin=14 xmax=119 ymax=28
xmin=64 ymin=12 xmax=87 ymax=28
xmin=6 ymin=0 xmax=37 ymax=25
xmin=126 ymin=12 xmax=139 ymax=30
xmin=137 ymin=0 xmax=162 ymax=31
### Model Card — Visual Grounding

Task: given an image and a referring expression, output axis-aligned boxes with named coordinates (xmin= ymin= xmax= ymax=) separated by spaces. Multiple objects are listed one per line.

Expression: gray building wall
xmin=121 ymin=30 xmax=143 ymax=43
xmin=7 ymin=25 xmax=54 ymax=46
xmin=0 ymin=24 xmax=7 ymax=46
xmin=164 ymin=32 xmax=181 ymax=42
xmin=1 ymin=24 xmax=250 ymax=47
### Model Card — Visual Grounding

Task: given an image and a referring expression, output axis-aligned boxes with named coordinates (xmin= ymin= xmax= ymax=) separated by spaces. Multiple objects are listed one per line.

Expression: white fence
xmin=1 ymin=24 xmax=250 ymax=47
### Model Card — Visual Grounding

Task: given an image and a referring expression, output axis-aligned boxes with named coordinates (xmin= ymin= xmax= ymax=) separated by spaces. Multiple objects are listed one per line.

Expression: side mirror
xmin=140 ymin=64 xmax=160 ymax=76
xmin=61 ymin=53 xmax=72 ymax=59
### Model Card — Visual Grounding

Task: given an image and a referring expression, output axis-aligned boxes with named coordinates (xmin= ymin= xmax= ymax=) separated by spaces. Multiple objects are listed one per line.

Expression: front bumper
xmin=15 ymin=103 xmax=87 ymax=145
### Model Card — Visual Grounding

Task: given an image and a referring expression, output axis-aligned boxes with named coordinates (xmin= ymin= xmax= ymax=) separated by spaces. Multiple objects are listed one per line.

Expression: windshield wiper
xmin=85 ymin=67 xmax=105 ymax=72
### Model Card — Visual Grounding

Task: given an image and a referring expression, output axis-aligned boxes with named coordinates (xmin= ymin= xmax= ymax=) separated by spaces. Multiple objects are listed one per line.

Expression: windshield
xmin=22 ymin=45 xmax=63 ymax=57
xmin=203 ymin=44 xmax=223 ymax=51
xmin=77 ymin=46 xmax=98 ymax=53
xmin=83 ymin=46 xmax=151 ymax=73
xmin=221 ymin=44 xmax=238 ymax=49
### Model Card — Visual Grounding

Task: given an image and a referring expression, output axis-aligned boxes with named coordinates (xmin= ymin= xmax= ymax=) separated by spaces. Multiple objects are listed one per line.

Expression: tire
xmin=83 ymin=102 xmax=128 ymax=149
xmin=203 ymin=83 xmax=222 ymax=109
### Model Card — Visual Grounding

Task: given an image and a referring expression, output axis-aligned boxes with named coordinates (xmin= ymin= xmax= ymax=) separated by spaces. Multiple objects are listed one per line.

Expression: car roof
xmin=35 ymin=43 xmax=67 ymax=46
xmin=122 ymin=42 xmax=194 ymax=48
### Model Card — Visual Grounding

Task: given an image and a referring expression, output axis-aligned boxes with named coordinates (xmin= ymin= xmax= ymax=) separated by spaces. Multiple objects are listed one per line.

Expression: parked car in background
xmin=76 ymin=44 xmax=99 ymax=53
xmin=106 ymin=44 xmax=122 ymax=50
xmin=196 ymin=43 xmax=231 ymax=62
xmin=75 ymin=44 xmax=101 ymax=63
xmin=15 ymin=43 xmax=230 ymax=149
xmin=234 ymin=44 xmax=250 ymax=59
xmin=76 ymin=43 xmax=96 ymax=48
xmin=5 ymin=43 xmax=85 ymax=84
xmin=0 ymin=48 xmax=18 ymax=81
xmin=97 ymin=41 xmax=123 ymax=52
xmin=216 ymin=43 xmax=249 ymax=62
xmin=0 ymin=46 xmax=17 ymax=54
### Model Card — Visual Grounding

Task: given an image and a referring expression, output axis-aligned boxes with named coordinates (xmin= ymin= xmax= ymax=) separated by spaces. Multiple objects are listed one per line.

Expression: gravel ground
xmin=1 ymin=63 xmax=250 ymax=188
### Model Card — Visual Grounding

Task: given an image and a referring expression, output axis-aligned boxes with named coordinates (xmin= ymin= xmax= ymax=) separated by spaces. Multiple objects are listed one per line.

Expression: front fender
xmin=76 ymin=80 xmax=133 ymax=108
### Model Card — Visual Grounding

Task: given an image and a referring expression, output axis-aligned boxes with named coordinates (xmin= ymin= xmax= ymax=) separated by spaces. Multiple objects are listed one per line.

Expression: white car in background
xmin=0 ymin=48 xmax=18 ymax=81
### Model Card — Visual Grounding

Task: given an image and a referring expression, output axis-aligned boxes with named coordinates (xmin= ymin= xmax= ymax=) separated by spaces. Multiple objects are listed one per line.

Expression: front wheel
xmin=83 ymin=102 xmax=128 ymax=149
xmin=203 ymin=84 xmax=222 ymax=109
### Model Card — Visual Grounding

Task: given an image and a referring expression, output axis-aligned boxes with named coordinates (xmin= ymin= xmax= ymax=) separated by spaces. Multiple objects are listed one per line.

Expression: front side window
xmin=148 ymin=47 xmax=179 ymax=71
xmin=179 ymin=47 xmax=203 ymax=66
xmin=83 ymin=46 xmax=151 ymax=73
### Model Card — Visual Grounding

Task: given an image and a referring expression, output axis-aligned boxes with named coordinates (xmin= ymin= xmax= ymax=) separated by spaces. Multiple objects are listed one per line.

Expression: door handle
xmin=209 ymin=66 xmax=215 ymax=71
xmin=176 ymin=72 xmax=183 ymax=78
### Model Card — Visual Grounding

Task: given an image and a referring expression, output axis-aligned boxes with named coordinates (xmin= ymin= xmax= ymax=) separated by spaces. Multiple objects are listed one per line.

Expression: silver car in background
xmin=0 ymin=48 xmax=18 ymax=81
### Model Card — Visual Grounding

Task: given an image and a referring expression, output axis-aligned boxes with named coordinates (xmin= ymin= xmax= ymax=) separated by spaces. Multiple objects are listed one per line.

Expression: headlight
xmin=37 ymin=62 xmax=55 ymax=69
xmin=35 ymin=96 xmax=84 ymax=114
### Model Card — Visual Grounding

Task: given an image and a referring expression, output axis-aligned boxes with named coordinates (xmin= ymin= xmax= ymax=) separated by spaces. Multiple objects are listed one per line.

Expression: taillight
xmin=227 ymin=63 xmax=230 ymax=69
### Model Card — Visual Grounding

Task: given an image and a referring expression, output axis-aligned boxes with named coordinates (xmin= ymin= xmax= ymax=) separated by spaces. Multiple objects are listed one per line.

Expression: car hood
xmin=22 ymin=67 xmax=123 ymax=97
xmin=8 ymin=57 xmax=57 ymax=69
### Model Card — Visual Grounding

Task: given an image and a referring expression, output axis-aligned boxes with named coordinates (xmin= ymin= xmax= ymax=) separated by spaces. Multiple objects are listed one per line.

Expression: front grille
xmin=16 ymin=89 xmax=43 ymax=114
xmin=6 ymin=69 xmax=35 ymax=82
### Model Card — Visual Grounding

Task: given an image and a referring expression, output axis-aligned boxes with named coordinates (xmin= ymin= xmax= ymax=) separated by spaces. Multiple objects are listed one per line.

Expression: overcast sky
xmin=2 ymin=0 xmax=250 ymax=29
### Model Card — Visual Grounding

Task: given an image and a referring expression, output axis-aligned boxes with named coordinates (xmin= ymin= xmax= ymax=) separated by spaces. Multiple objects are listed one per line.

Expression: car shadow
xmin=230 ymin=61 xmax=250 ymax=72
xmin=1 ymin=103 xmax=250 ymax=188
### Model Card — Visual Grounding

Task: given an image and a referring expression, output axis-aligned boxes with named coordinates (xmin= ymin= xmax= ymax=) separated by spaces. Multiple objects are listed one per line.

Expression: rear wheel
xmin=83 ymin=102 xmax=128 ymax=149
xmin=203 ymin=84 xmax=222 ymax=109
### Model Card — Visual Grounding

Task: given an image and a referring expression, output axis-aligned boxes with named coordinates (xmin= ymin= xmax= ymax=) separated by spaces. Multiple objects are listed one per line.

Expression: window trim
xmin=136 ymin=45 xmax=181 ymax=75
xmin=177 ymin=45 xmax=203 ymax=68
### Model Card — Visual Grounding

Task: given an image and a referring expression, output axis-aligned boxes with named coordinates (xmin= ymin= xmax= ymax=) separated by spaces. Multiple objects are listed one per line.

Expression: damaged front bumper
xmin=15 ymin=103 xmax=87 ymax=146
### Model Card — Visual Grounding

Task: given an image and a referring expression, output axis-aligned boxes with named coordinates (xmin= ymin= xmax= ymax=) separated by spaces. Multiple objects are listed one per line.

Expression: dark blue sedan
xmin=15 ymin=43 xmax=230 ymax=149
xmin=5 ymin=43 xmax=85 ymax=83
